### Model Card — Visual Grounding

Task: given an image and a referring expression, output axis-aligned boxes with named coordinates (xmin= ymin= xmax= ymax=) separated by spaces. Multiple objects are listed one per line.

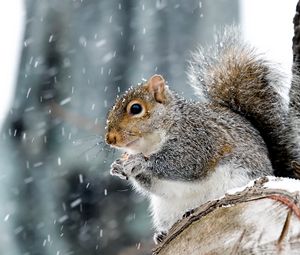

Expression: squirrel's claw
xmin=110 ymin=153 xmax=145 ymax=180
xmin=153 ymin=231 xmax=167 ymax=245
xmin=110 ymin=161 xmax=128 ymax=180
xmin=182 ymin=208 xmax=195 ymax=219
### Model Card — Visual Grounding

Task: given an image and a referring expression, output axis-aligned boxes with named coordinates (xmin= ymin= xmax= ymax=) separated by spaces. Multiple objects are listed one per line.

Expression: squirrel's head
xmin=105 ymin=74 xmax=173 ymax=156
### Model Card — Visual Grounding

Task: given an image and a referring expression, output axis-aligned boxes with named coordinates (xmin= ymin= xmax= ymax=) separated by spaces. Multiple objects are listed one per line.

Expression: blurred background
xmin=0 ymin=0 xmax=297 ymax=254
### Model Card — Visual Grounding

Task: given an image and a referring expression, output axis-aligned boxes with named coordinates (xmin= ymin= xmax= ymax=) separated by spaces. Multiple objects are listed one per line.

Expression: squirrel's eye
xmin=130 ymin=103 xmax=143 ymax=115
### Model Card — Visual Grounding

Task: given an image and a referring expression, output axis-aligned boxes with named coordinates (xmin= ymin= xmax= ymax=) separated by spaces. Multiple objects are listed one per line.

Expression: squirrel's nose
xmin=105 ymin=131 xmax=120 ymax=145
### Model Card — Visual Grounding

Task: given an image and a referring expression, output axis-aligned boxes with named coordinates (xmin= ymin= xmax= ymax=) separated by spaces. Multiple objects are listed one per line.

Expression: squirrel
xmin=105 ymin=28 xmax=298 ymax=244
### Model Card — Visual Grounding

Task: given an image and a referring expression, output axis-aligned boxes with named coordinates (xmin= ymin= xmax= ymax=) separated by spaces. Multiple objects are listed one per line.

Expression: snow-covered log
xmin=153 ymin=177 xmax=300 ymax=255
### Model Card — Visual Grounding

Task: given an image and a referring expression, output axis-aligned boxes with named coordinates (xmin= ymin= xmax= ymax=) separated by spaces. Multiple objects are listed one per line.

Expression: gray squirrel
xmin=105 ymin=28 xmax=299 ymax=243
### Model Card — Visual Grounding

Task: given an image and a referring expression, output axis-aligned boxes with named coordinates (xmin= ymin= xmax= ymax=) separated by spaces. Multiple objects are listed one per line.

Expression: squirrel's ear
xmin=147 ymin=74 xmax=166 ymax=103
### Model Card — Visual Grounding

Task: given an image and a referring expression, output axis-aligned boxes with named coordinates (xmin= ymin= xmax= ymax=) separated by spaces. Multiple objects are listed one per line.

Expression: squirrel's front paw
xmin=122 ymin=154 xmax=144 ymax=176
xmin=110 ymin=159 xmax=128 ymax=180
xmin=110 ymin=153 xmax=145 ymax=180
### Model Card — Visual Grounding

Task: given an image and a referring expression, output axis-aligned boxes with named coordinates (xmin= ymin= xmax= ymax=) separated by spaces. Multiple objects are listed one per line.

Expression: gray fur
xmin=289 ymin=66 xmax=300 ymax=177
xmin=188 ymin=27 xmax=295 ymax=177
xmin=111 ymin=93 xmax=272 ymax=192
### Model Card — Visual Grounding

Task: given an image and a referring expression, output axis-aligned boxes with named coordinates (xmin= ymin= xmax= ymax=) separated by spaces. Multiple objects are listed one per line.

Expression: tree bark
xmin=153 ymin=177 xmax=300 ymax=255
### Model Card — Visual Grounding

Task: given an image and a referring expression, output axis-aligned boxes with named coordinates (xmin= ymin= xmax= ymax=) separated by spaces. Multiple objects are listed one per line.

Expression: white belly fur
xmin=148 ymin=164 xmax=251 ymax=231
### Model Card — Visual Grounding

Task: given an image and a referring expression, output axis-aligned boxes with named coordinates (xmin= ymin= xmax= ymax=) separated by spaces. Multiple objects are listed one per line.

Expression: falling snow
xmin=1 ymin=1 xmax=293 ymax=254
xmin=70 ymin=198 xmax=82 ymax=208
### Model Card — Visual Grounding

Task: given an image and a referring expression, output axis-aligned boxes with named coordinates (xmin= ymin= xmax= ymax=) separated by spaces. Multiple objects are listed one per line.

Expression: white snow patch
xmin=227 ymin=176 xmax=300 ymax=196
xmin=263 ymin=176 xmax=300 ymax=193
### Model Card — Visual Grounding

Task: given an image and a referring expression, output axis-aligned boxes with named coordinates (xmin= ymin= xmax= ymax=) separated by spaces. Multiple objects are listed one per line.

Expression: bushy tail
xmin=187 ymin=27 xmax=296 ymax=177
xmin=289 ymin=1 xmax=300 ymax=178
xmin=289 ymin=68 xmax=300 ymax=178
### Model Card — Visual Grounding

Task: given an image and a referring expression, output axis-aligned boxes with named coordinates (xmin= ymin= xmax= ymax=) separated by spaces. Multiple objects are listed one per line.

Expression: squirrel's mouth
xmin=118 ymin=131 xmax=164 ymax=156
xmin=125 ymin=138 xmax=140 ymax=148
